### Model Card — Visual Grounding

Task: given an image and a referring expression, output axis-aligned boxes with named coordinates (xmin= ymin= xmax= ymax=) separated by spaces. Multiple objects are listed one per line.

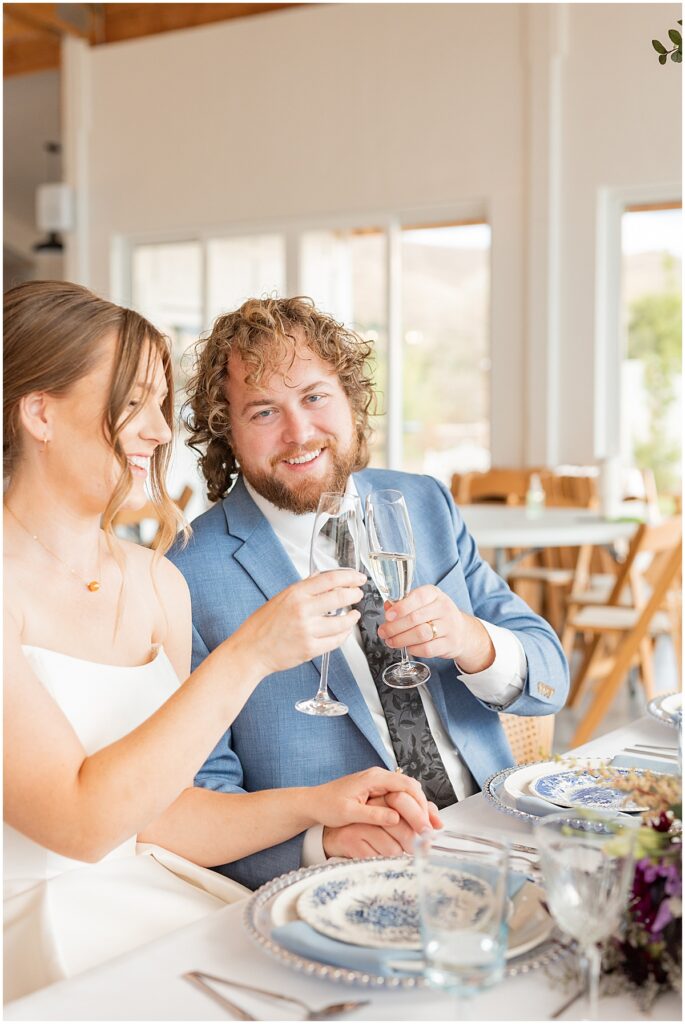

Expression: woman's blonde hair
xmin=184 ymin=296 xmax=376 ymax=503
xmin=3 ymin=280 xmax=183 ymax=554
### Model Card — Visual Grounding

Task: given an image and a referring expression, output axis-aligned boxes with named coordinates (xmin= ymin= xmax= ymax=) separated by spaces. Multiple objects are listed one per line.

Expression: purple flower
xmin=651 ymin=898 xmax=674 ymax=934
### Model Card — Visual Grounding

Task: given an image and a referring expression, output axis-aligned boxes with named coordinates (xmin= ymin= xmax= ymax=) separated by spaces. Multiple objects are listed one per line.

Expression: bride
xmin=3 ymin=281 xmax=434 ymax=1003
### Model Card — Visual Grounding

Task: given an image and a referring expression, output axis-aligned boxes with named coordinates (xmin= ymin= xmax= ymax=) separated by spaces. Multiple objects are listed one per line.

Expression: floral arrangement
xmin=594 ymin=766 xmax=682 ymax=1009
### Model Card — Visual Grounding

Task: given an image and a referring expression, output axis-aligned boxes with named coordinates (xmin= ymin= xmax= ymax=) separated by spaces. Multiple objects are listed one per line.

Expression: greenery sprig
xmin=653 ymin=21 xmax=682 ymax=64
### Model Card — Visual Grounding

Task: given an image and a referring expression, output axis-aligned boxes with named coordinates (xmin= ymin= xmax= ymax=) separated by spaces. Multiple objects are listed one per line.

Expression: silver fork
xmin=183 ymin=971 xmax=369 ymax=1021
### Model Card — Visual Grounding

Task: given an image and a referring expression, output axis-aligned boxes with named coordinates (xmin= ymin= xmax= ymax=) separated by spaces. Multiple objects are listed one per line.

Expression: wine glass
xmin=534 ymin=809 xmax=638 ymax=1020
xmin=294 ymin=491 xmax=363 ymax=717
xmin=415 ymin=831 xmax=509 ymax=1017
xmin=365 ymin=488 xmax=431 ymax=688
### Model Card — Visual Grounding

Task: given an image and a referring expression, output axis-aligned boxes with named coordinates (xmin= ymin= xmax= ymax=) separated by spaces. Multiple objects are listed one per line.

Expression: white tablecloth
xmin=6 ymin=716 xmax=679 ymax=1021
xmin=460 ymin=504 xmax=640 ymax=551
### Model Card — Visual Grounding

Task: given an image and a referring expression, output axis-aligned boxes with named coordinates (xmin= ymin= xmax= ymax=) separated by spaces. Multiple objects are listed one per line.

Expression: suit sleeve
xmin=434 ymin=478 xmax=569 ymax=717
xmin=191 ymin=623 xmax=306 ymax=890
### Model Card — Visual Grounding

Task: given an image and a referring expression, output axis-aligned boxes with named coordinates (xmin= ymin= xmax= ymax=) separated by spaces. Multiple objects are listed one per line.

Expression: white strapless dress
xmin=4 ymin=645 xmax=248 ymax=1004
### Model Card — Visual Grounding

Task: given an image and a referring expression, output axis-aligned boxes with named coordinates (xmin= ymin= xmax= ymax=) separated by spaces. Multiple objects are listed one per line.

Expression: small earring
xmin=40 ymin=435 xmax=50 ymax=454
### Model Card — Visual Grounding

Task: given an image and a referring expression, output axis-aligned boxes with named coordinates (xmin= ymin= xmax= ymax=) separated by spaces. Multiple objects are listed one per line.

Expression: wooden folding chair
xmin=566 ymin=517 xmax=682 ymax=745
xmin=452 ymin=468 xmax=551 ymax=507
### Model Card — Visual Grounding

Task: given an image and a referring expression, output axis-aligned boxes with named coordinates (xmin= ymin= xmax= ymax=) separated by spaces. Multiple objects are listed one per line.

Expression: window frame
xmin=594 ymin=183 xmax=681 ymax=463
xmin=115 ymin=201 xmax=491 ymax=470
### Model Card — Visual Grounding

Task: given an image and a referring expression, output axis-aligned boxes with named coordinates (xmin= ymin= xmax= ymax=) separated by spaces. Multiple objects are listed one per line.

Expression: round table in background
xmin=460 ymin=504 xmax=642 ymax=576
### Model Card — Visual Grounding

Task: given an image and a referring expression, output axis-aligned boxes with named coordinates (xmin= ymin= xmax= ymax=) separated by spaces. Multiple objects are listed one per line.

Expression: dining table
xmin=5 ymin=714 xmax=680 ymax=1022
xmin=460 ymin=504 xmax=642 ymax=577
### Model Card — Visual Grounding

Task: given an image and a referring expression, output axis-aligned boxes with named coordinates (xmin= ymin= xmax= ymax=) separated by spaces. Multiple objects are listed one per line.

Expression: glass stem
xmin=454 ymin=989 xmax=472 ymax=1021
xmin=314 ymin=651 xmax=331 ymax=702
xmin=399 ymin=645 xmax=411 ymax=667
xmin=583 ymin=943 xmax=601 ymax=1020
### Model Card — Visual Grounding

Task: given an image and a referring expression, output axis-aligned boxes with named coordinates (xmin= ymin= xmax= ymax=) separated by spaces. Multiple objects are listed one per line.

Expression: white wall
xmin=64 ymin=2 xmax=681 ymax=466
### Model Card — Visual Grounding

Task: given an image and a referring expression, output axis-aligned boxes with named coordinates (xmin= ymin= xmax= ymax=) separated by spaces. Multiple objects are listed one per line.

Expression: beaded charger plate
xmin=648 ymin=690 xmax=683 ymax=728
xmin=243 ymin=855 xmax=565 ymax=989
xmin=484 ymin=761 xmax=557 ymax=825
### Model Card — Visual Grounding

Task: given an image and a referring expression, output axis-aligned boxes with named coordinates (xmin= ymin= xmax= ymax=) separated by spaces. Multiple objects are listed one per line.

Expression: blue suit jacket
xmin=169 ymin=469 xmax=568 ymax=889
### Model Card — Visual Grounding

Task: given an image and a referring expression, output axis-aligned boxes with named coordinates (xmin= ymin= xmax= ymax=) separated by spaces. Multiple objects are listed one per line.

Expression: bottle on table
xmin=525 ymin=472 xmax=546 ymax=517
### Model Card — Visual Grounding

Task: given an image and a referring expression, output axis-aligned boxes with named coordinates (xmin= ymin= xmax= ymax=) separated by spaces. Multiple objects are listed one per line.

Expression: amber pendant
xmin=87 ymin=581 xmax=101 ymax=592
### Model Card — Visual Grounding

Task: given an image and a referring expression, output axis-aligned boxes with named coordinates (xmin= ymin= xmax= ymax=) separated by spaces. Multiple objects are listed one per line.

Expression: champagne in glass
xmin=365 ymin=489 xmax=430 ymax=689
xmin=295 ymin=491 xmax=363 ymax=717
xmin=367 ymin=551 xmax=416 ymax=603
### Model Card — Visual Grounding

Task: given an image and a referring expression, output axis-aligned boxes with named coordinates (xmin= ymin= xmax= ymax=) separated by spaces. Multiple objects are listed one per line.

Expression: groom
xmin=170 ymin=296 xmax=568 ymax=889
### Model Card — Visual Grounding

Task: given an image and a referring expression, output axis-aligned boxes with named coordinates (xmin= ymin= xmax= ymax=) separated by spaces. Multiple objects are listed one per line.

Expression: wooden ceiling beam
xmin=100 ymin=3 xmax=301 ymax=45
xmin=3 ymin=33 xmax=61 ymax=76
xmin=4 ymin=4 xmax=90 ymax=40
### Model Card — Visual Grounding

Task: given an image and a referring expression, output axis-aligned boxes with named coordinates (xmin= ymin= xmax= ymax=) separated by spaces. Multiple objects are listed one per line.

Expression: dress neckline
xmin=21 ymin=643 xmax=165 ymax=671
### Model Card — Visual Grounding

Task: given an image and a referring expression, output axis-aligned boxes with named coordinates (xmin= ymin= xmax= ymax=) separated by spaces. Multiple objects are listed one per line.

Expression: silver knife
xmin=183 ymin=972 xmax=256 ymax=1020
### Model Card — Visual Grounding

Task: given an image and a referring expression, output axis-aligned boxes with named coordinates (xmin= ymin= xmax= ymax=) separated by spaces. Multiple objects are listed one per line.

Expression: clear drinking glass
xmin=534 ymin=809 xmax=638 ymax=1020
xmin=365 ymin=488 xmax=431 ymax=689
xmin=294 ymin=492 xmax=363 ymax=717
xmin=415 ymin=831 xmax=509 ymax=1015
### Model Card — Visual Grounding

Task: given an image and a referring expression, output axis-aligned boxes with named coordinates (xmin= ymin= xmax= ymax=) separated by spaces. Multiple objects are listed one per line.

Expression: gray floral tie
xmin=356 ymin=580 xmax=458 ymax=810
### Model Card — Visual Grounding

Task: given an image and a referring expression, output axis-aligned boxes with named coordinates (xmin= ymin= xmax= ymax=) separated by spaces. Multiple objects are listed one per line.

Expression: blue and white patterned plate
xmin=296 ymin=860 xmax=492 ymax=949
xmin=530 ymin=768 xmax=649 ymax=813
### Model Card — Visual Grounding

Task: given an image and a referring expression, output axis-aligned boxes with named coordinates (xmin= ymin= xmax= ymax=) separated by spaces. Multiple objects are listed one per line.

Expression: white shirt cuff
xmin=301 ymin=824 xmax=327 ymax=866
xmin=456 ymin=619 xmax=527 ymax=706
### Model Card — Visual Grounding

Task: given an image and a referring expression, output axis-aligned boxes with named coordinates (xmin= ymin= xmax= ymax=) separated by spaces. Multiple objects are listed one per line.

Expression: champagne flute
xmin=295 ymin=491 xmax=363 ymax=717
xmin=365 ymin=488 xmax=431 ymax=688
xmin=534 ymin=809 xmax=638 ymax=1020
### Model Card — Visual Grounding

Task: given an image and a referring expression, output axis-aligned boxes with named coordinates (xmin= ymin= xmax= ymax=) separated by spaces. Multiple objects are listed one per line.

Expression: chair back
xmin=547 ymin=473 xmax=598 ymax=508
xmin=452 ymin=468 xmax=550 ymax=506
xmin=499 ymin=714 xmax=555 ymax=765
xmin=608 ymin=516 xmax=681 ymax=605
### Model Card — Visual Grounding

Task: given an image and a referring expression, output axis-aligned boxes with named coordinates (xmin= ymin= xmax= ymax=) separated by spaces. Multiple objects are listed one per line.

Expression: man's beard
xmin=238 ymin=436 xmax=360 ymax=514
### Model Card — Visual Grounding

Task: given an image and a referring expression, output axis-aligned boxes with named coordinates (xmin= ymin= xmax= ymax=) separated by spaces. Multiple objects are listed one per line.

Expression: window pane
xmin=207 ymin=235 xmax=285 ymax=323
xmin=621 ymin=207 xmax=682 ymax=499
xmin=131 ymin=241 xmax=205 ymax=522
xmin=401 ymin=223 xmax=491 ymax=482
xmin=132 ymin=241 xmax=203 ymax=399
xmin=300 ymin=229 xmax=387 ymax=466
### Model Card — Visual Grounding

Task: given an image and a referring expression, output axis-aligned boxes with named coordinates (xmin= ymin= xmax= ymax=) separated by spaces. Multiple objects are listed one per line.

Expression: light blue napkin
xmin=610 ymin=753 xmax=679 ymax=776
xmin=272 ymin=921 xmax=422 ymax=975
xmin=272 ymin=873 xmax=528 ymax=976
xmin=513 ymin=789 xmax=563 ymax=817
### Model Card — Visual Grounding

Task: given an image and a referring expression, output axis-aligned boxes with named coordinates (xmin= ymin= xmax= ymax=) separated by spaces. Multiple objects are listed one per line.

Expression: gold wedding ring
xmin=428 ymin=619 xmax=439 ymax=640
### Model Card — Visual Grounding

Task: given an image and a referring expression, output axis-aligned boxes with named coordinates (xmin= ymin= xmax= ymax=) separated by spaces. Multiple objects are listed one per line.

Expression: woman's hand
xmin=320 ymin=785 xmax=442 ymax=859
xmin=377 ymin=584 xmax=495 ymax=674
xmin=231 ymin=569 xmax=366 ymax=677
xmin=311 ymin=766 xmax=432 ymax=830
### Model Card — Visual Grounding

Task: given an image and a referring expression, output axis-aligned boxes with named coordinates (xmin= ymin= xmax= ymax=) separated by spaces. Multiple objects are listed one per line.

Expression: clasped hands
xmin=322 ymin=773 xmax=443 ymax=859
xmin=376 ymin=584 xmax=496 ymax=675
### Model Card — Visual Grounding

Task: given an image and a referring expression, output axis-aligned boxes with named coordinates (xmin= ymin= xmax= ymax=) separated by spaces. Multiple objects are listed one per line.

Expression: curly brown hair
xmin=184 ymin=296 xmax=377 ymax=503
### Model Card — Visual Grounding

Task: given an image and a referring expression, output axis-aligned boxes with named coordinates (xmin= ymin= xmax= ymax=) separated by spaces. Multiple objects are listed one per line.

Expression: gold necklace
xmin=5 ymin=504 xmax=102 ymax=592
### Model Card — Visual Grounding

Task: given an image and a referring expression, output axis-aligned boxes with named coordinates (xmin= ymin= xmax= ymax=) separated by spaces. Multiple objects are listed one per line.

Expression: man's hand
xmin=377 ymin=585 xmax=496 ymax=674
xmin=323 ymin=793 xmax=442 ymax=859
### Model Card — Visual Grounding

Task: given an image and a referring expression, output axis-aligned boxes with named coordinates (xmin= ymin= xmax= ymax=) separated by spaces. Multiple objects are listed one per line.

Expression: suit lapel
xmin=223 ymin=477 xmax=393 ymax=769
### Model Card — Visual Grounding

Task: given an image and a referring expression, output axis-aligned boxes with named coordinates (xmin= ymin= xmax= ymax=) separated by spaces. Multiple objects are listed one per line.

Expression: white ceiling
xmin=4 ymin=69 xmax=61 ymax=233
